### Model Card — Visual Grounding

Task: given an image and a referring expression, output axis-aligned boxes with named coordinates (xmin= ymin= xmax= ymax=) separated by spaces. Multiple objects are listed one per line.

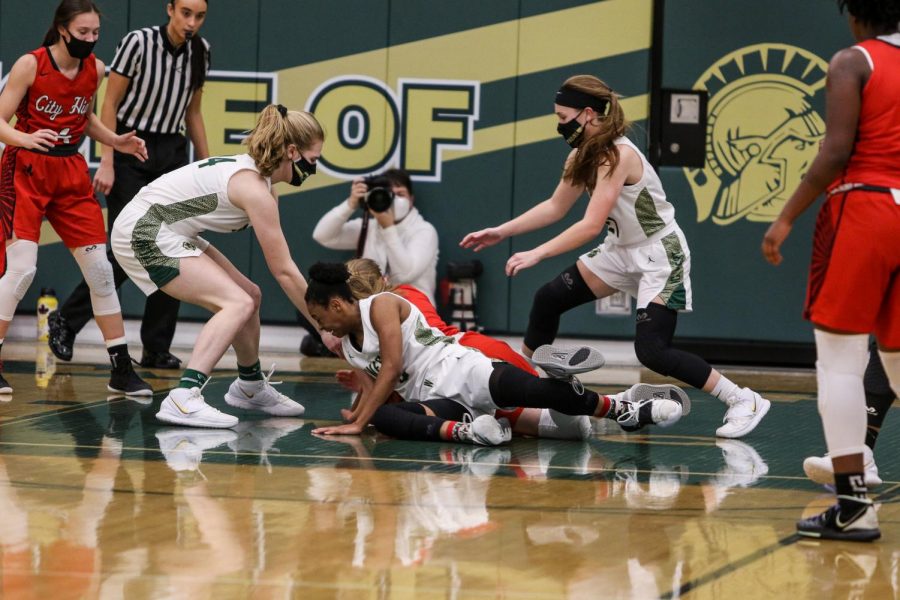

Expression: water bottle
xmin=35 ymin=343 xmax=56 ymax=388
xmin=37 ymin=287 xmax=58 ymax=341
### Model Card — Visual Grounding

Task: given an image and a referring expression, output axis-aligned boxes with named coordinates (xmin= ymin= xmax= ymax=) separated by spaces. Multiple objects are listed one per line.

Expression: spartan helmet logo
xmin=685 ymin=44 xmax=828 ymax=225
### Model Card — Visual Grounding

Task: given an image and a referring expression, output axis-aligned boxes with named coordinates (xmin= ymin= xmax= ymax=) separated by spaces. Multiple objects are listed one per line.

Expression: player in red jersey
xmin=763 ymin=0 xmax=900 ymax=542
xmin=0 ymin=0 xmax=151 ymax=395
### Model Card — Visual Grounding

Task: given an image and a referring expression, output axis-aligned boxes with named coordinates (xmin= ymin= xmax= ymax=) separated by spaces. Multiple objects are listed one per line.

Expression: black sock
xmin=865 ymin=391 xmax=895 ymax=450
xmin=488 ymin=363 xmax=600 ymax=415
xmin=834 ymin=471 xmax=868 ymax=514
xmin=107 ymin=344 xmax=130 ymax=369
xmin=864 ymin=339 xmax=895 ymax=450
xmin=369 ymin=403 xmax=446 ymax=441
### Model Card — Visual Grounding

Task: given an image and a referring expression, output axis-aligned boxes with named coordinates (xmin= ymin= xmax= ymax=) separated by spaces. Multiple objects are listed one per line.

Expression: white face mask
xmin=392 ymin=195 xmax=412 ymax=221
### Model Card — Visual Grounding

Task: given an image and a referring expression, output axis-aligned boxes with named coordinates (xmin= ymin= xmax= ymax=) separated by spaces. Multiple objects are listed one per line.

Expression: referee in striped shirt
xmin=49 ymin=0 xmax=211 ymax=369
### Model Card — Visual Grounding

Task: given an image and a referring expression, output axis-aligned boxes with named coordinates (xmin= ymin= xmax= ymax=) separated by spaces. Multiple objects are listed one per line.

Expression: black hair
xmin=43 ymin=0 xmax=101 ymax=46
xmin=382 ymin=168 xmax=413 ymax=195
xmin=837 ymin=0 xmax=900 ymax=29
xmin=306 ymin=262 xmax=356 ymax=306
xmin=169 ymin=0 xmax=209 ymax=92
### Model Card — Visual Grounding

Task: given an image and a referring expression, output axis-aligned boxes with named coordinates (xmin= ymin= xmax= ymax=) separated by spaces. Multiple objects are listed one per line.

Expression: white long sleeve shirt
xmin=312 ymin=201 xmax=439 ymax=303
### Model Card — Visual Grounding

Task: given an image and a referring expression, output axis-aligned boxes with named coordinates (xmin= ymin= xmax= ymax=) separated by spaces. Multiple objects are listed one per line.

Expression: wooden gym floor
xmin=0 ymin=342 xmax=897 ymax=599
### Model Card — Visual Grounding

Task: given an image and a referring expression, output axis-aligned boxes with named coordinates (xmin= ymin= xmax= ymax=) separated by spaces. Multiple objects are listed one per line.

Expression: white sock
xmin=105 ymin=336 xmax=127 ymax=348
xmin=711 ymin=375 xmax=739 ymax=404
xmin=816 ymin=330 xmax=868 ymax=457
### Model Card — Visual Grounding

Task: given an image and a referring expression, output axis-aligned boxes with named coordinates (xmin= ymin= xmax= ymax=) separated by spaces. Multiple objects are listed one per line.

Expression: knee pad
xmin=634 ymin=304 xmax=678 ymax=374
xmin=815 ymin=330 xmax=868 ymax=456
xmin=73 ymin=244 xmax=120 ymax=316
xmin=524 ymin=265 xmax=595 ymax=350
xmin=634 ymin=304 xmax=711 ymax=388
xmin=0 ymin=240 xmax=39 ymax=320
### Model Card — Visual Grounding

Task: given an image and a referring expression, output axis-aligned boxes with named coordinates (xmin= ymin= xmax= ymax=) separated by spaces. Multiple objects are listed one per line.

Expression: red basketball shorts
xmin=804 ymin=189 xmax=900 ymax=347
xmin=0 ymin=147 xmax=106 ymax=248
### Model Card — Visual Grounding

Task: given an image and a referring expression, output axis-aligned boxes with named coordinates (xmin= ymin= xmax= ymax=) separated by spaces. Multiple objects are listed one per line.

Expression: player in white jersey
xmin=461 ymin=75 xmax=771 ymax=439
xmin=111 ymin=104 xmax=323 ymax=428
xmin=306 ymin=262 xmax=689 ymax=443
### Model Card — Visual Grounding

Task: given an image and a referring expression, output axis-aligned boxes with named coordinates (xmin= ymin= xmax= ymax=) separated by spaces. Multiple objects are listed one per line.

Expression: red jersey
xmin=832 ymin=36 xmax=900 ymax=189
xmin=13 ymin=47 xmax=97 ymax=149
xmin=396 ymin=284 xmax=461 ymax=336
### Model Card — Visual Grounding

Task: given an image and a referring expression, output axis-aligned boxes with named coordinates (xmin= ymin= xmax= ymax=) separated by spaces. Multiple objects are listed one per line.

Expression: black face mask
xmin=63 ymin=30 xmax=96 ymax=60
xmin=557 ymin=109 xmax=586 ymax=148
xmin=290 ymin=156 xmax=316 ymax=187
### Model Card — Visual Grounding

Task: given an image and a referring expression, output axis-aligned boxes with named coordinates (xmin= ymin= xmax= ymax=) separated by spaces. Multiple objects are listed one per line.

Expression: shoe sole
xmin=802 ymin=459 xmax=883 ymax=488
xmin=715 ymin=397 xmax=771 ymax=439
xmin=796 ymin=527 xmax=881 ymax=542
xmin=224 ymin=392 xmax=305 ymax=417
xmin=107 ymin=384 xmax=154 ymax=397
xmin=629 ymin=383 xmax=692 ymax=416
xmin=156 ymin=407 xmax=238 ymax=429
xmin=532 ymin=345 xmax=605 ymax=376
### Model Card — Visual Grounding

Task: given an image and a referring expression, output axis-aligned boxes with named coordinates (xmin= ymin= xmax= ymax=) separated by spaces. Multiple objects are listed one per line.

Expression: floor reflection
xmin=0 ymin=375 xmax=896 ymax=598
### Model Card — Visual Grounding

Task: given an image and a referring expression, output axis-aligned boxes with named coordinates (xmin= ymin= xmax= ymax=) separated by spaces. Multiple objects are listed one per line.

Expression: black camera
xmin=361 ymin=175 xmax=394 ymax=213
xmin=446 ymin=260 xmax=483 ymax=281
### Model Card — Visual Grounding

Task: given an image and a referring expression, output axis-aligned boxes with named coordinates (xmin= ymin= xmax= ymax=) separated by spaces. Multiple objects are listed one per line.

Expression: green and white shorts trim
xmin=579 ymin=225 xmax=692 ymax=311
xmin=111 ymin=195 xmax=215 ymax=296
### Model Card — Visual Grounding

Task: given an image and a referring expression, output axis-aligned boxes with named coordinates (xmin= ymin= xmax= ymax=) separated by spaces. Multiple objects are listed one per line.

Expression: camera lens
xmin=361 ymin=175 xmax=394 ymax=212
xmin=365 ymin=187 xmax=394 ymax=212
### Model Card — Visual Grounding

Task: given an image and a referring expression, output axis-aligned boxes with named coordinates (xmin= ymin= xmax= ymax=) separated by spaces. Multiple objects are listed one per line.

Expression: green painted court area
xmin=0 ymin=358 xmax=896 ymax=599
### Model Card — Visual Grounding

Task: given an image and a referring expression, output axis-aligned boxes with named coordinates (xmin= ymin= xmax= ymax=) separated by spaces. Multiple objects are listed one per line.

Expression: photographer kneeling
xmin=300 ymin=169 xmax=438 ymax=356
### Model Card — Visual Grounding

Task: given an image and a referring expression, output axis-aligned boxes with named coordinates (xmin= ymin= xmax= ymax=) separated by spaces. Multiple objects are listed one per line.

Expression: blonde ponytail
xmin=244 ymin=104 xmax=325 ymax=177
xmin=346 ymin=258 xmax=390 ymax=300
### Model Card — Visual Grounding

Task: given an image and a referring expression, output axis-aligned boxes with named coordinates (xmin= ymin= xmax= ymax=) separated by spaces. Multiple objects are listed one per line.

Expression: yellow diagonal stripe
xmin=38 ymin=1 xmax=653 ymax=246
xmin=277 ymin=0 xmax=651 ymax=102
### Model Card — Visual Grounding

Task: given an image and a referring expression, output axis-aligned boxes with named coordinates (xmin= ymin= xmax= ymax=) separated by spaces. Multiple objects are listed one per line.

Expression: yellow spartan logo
xmin=685 ymin=44 xmax=828 ymax=225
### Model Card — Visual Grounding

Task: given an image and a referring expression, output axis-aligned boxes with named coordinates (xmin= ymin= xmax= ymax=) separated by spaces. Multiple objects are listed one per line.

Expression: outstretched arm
xmin=460 ymin=155 xmax=583 ymax=252
xmin=505 ymin=147 xmax=633 ymax=276
xmin=85 ymin=59 xmax=147 ymax=161
xmin=230 ymin=171 xmax=317 ymax=328
xmin=762 ymin=47 xmax=867 ymax=266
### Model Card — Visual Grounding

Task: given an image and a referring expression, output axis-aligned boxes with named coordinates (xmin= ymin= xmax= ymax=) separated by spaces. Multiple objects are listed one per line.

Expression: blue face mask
xmin=290 ymin=156 xmax=316 ymax=187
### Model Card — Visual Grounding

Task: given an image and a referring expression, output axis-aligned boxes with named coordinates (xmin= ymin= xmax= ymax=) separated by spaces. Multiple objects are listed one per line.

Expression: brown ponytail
xmin=560 ymin=75 xmax=629 ymax=190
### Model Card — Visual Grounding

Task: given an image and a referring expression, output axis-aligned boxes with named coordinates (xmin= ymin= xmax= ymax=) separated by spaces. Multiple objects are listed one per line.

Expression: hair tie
xmin=276 ymin=104 xmax=288 ymax=118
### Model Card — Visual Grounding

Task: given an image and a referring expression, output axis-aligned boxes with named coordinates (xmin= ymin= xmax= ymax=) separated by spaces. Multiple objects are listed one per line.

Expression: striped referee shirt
xmin=109 ymin=25 xmax=211 ymax=134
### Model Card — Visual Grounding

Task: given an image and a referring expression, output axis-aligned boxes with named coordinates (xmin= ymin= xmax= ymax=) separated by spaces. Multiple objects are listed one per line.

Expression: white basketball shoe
xmin=802 ymin=446 xmax=882 ymax=488
xmin=224 ymin=364 xmax=305 ymax=417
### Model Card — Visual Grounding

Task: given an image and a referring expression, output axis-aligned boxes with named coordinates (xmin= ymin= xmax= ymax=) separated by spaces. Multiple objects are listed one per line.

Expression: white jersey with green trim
xmin=128 ymin=154 xmax=269 ymax=238
xmin=342 ymin=292 xmax=476 ymax=400
xmin=600 ymin=137 xmax=676 ymax=246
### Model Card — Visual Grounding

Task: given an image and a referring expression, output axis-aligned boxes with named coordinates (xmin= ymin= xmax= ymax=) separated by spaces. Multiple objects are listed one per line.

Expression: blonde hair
xmin=346 ymin=258 xmax=390 ymax=300
xmin=560 ymin=75 xmax=629 ymax=190
xmin=244 ymin=104 xmax=324 ymax=177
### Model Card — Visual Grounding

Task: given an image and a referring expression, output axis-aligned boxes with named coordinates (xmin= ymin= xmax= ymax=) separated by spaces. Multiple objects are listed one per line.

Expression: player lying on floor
xmin=325 ymin=258 xmax=694 ymax=442
xmin=306 ymin=261 xmax=689 ymax=445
